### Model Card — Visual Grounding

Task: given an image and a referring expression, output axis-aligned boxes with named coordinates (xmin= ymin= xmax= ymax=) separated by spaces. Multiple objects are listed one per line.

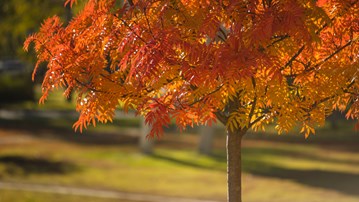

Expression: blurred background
xmin=0 ymin=0 xmax=359 ymax=202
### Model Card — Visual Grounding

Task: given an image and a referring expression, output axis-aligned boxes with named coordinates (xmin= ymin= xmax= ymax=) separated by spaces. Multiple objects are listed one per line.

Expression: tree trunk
xmin=198 ymin=125 xmax=214 ymax=155
xmin=139 ymin=117 xmax=154 ymax=154
xmin=227 ymin=129 xmax=245 ymax=202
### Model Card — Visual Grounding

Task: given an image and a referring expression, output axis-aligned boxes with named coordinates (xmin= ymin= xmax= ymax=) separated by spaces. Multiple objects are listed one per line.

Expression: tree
xmin=0 ymin=0 xmax=64 ymax=60
xmin=24 ymin=0 xmax=359 ymax=201
xmin=0 ymin=0 xmax=77 ymax=104
xmin=198 ymin=125 xmax=215 ymax=155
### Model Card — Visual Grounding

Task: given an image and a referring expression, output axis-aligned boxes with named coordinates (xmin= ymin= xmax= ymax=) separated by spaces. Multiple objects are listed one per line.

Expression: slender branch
xmin=293 ymin=59 xmax=309 ymax=68
xmin=218 ymin=26 xmax=228 ymax=40
xmin=268 ymin=0 xmax=358 ymax=68
xmin=314 ymin=39 xmax=355 ymax=69
xmin=127 ymin=0 xmax=134 ymax=6
xmin=248 ymin=97 xmax=257 ymax=125
xmin=120 ymin=19 xmax=147 ymax=43
xmin=343 ymin=89 xmax=359 ymax=96
xmin=216 ymin=34 xmax=226 ymax=42
xmin=280 ymin=45 xmax=305 ymax=71
xmin=283 ymin=38 xmax=357 ymax=77
xmin=74 ymin=78 xmax=104 ymax=93
xmin=266 ymin=35 xmax=289 ymax=48
xmin=248 ymin=77 xmax=257 ymax=125
xmin=188 ymin=84 xmax=224 ymax=106
xmin=309 ymin=80 xmax=356 ymax=111
xmin=215 ymin=111 xmax=228 ymax=124
xmin=249 ymin=114 xmax=266 ymax=128
xmin=143 ymin=8 xmax=155 ymax=38
xmin=315 ymin=0 xmax=359 ymax=35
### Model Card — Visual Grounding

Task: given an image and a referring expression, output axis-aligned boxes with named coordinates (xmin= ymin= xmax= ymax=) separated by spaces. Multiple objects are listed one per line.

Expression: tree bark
xmin=227 ymin=129 xmax=245 ymax=202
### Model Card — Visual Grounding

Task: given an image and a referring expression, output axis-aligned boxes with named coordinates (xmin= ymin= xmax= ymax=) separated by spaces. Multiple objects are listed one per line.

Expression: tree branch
xmin=188 ymin=84 xmax=224 ymax=106
xmin=309 ymin=80 xmax=356 ymax=111
xmin=314 ymin=39 xmax=355 ymax=69
xmin=248 ymin=77 xmax=257 ymax=126
xmin=266 ymin=34 xmax=289 ymax=48
xmin=215 ymin=111 xmax=228 ymax=124
xmin=280 ymin=45 xmax=305 ymax=71
xmin=120 ymin=19 xmax=147 ymax=43
xmin=248 ymin=114 xmax=266 ymax=128
xmin=143 ymin=7 xmax=155 ymax=38
xmin=127 ymin=0 xmax=134 ymax=6
xmin=269 ymin=0 xmax=358 ymax=71
xmin=284 ymin=38 xmax=357 ymax=77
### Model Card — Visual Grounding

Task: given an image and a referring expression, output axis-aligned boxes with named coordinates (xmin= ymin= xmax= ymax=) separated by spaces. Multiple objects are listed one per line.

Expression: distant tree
xmin=25 ymin=0 xmax=359 ymax=201
xmin=0 ymin=0 xmax=64 ymax=60
xmin=198 ymin=125 xmax=215 ymax=155
xmin=140 ymin=117 xmax=154 ymax=154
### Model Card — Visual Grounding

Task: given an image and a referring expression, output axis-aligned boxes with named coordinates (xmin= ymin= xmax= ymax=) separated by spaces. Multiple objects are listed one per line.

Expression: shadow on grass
xmin=0 ymin=118 xmax=138 ymax=146
xmin=0 ymin=155 xmax=79 ymax=176
xmin=242 ymin=147 xmax=359 ymax=166
xmin=0 ymin=155 xmax=80 ymax=176
xmin=151 ymin=153 xmax=226 ymax=172
xmin=244 ymin=160 xmax=359 ymax=197
xmin=241 ymin=147 xmax=359 ymax=196
xmin=152 ymin=147 xmax=359 ymax=197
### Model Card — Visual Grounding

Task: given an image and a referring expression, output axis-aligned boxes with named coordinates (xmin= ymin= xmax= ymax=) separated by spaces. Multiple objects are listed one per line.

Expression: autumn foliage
xmin=25 ymin=0 xmax=359 ymax=137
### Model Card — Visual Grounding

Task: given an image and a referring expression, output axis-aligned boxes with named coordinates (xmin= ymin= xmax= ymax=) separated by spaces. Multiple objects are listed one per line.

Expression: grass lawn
xmin=0 ymin=119 xmax=358 ymax=202
xmin=2 ymin=67 xmax=359 ymax=202
xmin=1 ymin=89 xmax=359 ymax=201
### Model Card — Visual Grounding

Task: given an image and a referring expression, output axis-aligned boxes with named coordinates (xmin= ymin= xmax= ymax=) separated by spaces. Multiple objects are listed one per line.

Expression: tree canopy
xmin=25 ymin=0 xmax=359 ymax=137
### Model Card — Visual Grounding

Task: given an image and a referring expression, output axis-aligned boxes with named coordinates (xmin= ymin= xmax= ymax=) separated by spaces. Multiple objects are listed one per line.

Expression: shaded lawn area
xmin=0 ymin=85 xmax=77 ymax=110
xmin=0 ymin=117 xmax=141 ymax=146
